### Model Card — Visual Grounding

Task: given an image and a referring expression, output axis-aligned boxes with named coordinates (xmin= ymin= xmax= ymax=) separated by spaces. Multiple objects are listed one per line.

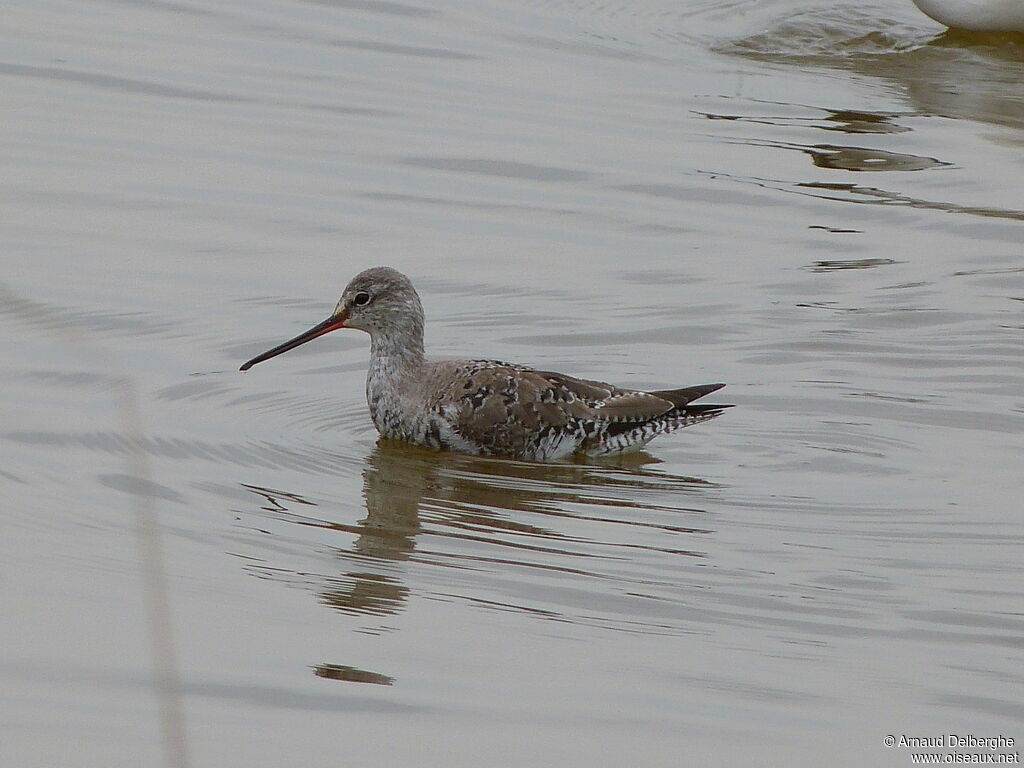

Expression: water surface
xmin=2 ymin=0 xmax=1022 ymax=765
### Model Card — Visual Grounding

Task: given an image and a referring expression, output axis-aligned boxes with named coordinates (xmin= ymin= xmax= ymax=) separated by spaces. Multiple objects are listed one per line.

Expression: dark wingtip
xmin=649 ymin=382 xmax=728 ymax=406
xmin=684 ymin=402 xmax=734 ymax=414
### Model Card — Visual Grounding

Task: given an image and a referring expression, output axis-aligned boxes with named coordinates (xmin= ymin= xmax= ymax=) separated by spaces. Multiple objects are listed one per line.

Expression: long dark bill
xmin=239 ymin=314 xmax=346 ymax=371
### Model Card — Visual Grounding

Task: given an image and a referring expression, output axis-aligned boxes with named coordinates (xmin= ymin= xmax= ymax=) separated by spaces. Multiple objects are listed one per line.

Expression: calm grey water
xmin=2 ymin=0 xmax=1022 ymax=765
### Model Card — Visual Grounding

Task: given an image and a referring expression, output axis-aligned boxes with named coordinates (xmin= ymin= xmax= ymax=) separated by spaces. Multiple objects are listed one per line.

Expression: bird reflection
xmin=243 ymin=441 xmax=716 ymax=621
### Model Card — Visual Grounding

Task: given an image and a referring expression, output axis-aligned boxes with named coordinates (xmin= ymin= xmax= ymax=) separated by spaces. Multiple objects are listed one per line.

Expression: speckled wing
xmin=531 ymin=369 xmax=678 ymax=421
xmin=433 ymin=361 xmax=679 ymax=457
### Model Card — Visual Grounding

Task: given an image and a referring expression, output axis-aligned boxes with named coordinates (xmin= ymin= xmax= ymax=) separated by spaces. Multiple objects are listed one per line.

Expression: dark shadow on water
xmin=312 ymin=663 xmax=394 ymax=686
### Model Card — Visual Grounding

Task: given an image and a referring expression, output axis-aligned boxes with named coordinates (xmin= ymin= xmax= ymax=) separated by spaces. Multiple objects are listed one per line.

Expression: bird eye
xmin=353 ymin=292 xmax=371 ymax=306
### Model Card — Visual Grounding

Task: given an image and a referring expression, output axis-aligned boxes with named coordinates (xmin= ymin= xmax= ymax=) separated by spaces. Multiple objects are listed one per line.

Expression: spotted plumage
xmin=240 ymin=267 xmax=731 ymax=461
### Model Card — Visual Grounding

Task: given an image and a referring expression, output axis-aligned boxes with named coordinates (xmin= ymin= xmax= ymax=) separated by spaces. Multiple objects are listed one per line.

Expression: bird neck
xmin=367 ymin=317 xmax=426 ymax=383
xmin=365 ymin=320 xmax=426 ymax=436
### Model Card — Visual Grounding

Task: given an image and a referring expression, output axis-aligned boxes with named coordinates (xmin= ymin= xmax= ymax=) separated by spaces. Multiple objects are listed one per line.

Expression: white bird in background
xmin=909 ymin=0 xmax=1024 ymax=33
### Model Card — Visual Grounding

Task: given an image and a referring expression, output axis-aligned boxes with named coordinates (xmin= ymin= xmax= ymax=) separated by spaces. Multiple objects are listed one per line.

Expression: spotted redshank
xmin=240 ymin=267 xmax=731 ymax=461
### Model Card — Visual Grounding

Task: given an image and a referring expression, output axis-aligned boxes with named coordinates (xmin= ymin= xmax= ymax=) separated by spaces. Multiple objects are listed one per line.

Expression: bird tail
xmin=648 ymin=382 xmax=733 ymax=417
